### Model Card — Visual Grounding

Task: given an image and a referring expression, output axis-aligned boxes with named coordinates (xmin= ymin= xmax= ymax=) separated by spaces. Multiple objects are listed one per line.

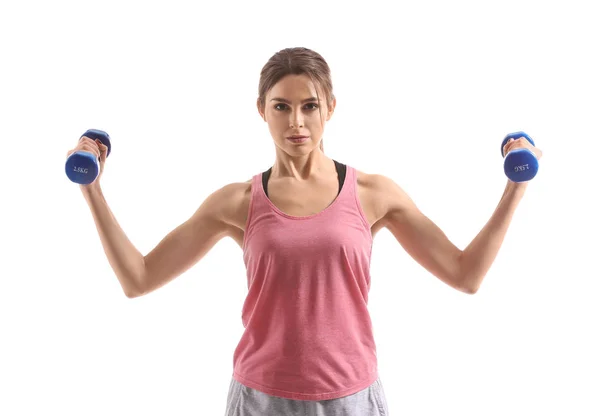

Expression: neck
xmin=271 ymin=148 xmax=332 ymax=181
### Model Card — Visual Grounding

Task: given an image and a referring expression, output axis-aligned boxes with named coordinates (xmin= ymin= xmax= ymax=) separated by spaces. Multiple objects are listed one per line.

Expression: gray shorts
xmin=224 ymin=376 xmax=389 ymax=416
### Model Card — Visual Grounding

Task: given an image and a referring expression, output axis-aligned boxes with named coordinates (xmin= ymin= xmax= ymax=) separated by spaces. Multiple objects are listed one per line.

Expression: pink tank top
xmin=232 ymin=165 xmax=378 ymax=401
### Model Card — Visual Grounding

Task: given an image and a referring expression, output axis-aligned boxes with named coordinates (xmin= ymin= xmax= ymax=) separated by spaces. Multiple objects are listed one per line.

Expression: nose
xmin=289 ymin=109 xmax=304 ymax=128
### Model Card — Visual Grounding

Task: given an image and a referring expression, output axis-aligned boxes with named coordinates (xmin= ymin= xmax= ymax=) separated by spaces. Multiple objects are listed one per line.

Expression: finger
xmin=81 ymin=143 xmax=100 ymax=158
xmin=79 ymin=137 xmax=96 ymax=148
xmin=95 ymin=139 xmax=107 ymax=151
xmin=503 ymin=138 xmax=514 ymax=155
xmin=95 ymin=140 xmax=109 ymax=155
xmin=95 ymin=140 xmax=108 ymax=161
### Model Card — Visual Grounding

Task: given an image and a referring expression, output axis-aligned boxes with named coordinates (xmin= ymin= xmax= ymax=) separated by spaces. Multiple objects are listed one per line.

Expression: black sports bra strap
xmin=262 ymin=160 xmax=346 ymax=198
xmin=333 ymin=160 xmax=346 ymax=195
xmin=262 ymin=167 xmax=272 ymax=197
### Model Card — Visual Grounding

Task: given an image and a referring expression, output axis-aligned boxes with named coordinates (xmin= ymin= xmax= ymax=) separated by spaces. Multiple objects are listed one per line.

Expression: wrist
xmin=505 ymin=179 xmax=528 ymax=197
xmin=80 ymin=182 xmax=103 ymax=198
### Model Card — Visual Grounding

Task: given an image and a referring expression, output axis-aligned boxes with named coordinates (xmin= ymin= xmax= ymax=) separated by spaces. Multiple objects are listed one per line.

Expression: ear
xmin=326 ymin=96 xmax=336 ymax=121
xmin=257 ymin=98 xmax=266 ymax=121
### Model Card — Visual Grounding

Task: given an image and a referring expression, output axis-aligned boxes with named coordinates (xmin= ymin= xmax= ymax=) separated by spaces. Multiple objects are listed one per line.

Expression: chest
xmin=264 ymin=175 xmax=381 ymax=226
xmin=266 ymin=178 xmax=341 ymax=218
xmin=243 ymin=184 xmax=373 ymax=269
xmin=227 ymin=174 xmax=385 ymax=248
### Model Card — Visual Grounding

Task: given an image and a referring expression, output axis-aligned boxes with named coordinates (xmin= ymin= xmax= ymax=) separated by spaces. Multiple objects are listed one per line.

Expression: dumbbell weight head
xmin=501 ymin=131 xmax=538 ymax=182
xmin=65 ymin=129 xmax=112 ymax=185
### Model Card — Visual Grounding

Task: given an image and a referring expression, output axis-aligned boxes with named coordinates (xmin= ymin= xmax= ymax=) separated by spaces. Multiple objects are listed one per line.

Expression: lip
xmin=286 ymin=136 xmax=309 ymax=144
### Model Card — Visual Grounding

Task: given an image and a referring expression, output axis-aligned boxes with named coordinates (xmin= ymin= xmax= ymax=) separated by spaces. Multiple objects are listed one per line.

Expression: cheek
xmin=270 ymin=115 xmax=287 ymax=128
xmin=266 ymin=114 xmax=288 ymax=133
xmin=312 ymin=113 xmax=326 ymax=128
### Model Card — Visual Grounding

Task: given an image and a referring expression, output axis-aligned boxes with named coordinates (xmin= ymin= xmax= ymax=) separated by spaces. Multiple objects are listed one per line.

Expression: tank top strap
xmin=334 ymin=165 xmax=371 ymax=230
xmin=338 ymin=165 xmax=357 ymax=202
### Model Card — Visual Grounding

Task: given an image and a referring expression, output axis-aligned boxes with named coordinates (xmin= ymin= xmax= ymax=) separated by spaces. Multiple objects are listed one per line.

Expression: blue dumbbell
xmin=501 ymin=131 xmax=538 ymax=182
xmin=65 ymin=129 xmax=112 ymax=185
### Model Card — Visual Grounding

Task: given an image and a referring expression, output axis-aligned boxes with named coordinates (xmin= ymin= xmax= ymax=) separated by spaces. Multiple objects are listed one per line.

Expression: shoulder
xmin=206 ymin=178 xmax=253 ymax=229
xmin=355 ymin=169 xmax=415 ymax=221
xmin=215 ymin=178 xmax=252 ymax=201
xmin=355 ymin=169 xmax=405 ymax=199
xmin=355 ymin=169 xmax=393 ymax=190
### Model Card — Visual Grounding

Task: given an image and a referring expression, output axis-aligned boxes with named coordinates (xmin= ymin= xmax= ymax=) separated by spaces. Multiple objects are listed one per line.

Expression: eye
xmin=273 ymin=103 xmax=319 ymax=111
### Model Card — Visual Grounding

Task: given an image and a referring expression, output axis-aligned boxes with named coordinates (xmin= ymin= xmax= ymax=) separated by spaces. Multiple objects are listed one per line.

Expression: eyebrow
xmin=270 ymin=97 xmax=319 ymax=104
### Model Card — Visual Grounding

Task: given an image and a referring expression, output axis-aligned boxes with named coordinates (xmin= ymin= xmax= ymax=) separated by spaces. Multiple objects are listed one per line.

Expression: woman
xmin=68 ymin=47 xmax=542 ymax=415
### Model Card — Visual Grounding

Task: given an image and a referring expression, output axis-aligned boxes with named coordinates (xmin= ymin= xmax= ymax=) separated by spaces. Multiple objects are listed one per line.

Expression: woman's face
xmin=258 ymin=74 xmax=335 ymax=156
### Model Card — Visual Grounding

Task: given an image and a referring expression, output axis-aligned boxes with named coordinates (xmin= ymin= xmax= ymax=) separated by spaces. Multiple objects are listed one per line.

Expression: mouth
xmin=287 ymin=135 xmax=309 ymax=143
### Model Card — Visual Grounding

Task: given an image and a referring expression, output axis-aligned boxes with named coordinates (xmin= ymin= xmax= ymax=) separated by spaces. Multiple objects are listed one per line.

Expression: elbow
xmin=463 ymin=284 xmax=479 ymax=295
xmin=456 ymin=253 xmax=480 ymax=294
xmin=453 ymin=278 xmax=478 ymax=294
xmin=125 ymin=289 xmax=141 ymax=299
xmin=124 ymin=285 xmax=143 ymax=298
xmin=454 ymin=270 xmax=479 ymax=294
xmin=458 ymin=275 xmax=481 ymax=295
xmin=123 ymin=273 xmax=146 ymax=299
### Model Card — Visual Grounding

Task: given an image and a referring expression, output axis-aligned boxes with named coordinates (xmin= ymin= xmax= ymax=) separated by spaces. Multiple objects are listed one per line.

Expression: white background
xmin=1 ymin=0 xmax=598 ymax=415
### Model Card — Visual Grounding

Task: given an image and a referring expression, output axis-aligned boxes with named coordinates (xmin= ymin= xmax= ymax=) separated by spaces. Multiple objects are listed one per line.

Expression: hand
xmin=502 ymin=136 xmax=543 ymax=160
xmin=66 ymin=136 xmax=109 ymax=186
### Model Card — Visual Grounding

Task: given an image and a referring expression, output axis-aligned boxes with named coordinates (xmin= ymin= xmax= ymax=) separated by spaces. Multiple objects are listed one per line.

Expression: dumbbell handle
xmin=501 ymin=131 xmax=538 ymax=182
xmin=65 ymin=129 xmax=111 ymax=185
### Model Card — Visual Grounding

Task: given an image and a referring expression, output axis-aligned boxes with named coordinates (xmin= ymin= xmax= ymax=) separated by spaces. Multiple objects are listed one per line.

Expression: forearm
xmin=80 ymin=184 xmax=145 ymax=297
xmin=459 ymin=180 xmax=528 ymax=292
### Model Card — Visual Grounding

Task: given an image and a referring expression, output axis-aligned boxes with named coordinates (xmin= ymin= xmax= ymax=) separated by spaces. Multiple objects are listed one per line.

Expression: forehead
xmin=267 ymin=74 xmax=323 ymax=99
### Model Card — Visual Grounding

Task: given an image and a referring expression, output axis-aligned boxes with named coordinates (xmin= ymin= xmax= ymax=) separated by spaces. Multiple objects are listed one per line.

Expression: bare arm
xmin=81 ymin=183 xmax=236 ymax=298
xmin=81 ymin=184 xmax=146 ymax=297
xmin=459 ymin=181 xmax=528 ymax=292
xmin=377 ymin=175 xmax=527 ymax=294
xmin=139 ymin=185 xmax=236 ymax=297
xmin=376 ymin=175 xmax=465 ymax=292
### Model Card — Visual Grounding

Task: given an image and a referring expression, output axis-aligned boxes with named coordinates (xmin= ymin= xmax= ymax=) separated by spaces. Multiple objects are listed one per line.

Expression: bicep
xmin=140 ymin=192 xmax=230 ymax=295
xmin=381 ymin=180 xmax=464 ymax=290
